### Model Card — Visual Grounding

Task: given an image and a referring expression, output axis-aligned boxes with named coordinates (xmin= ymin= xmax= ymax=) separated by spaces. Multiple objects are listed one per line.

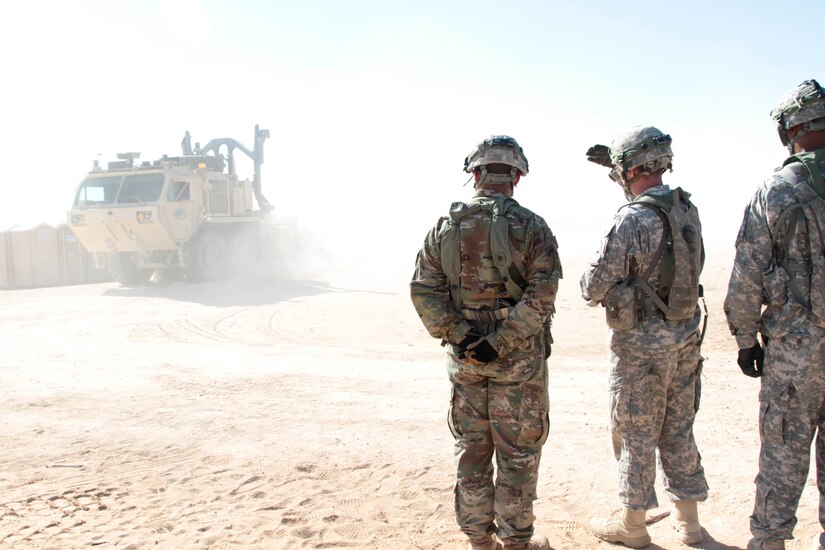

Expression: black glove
xmin=454 ymin=332 xmax=483 ymax=355
xmin=463 ymin=339 xmax=499 ymax=364
xmin=586 ymin=144 xmax=614 ymax=167
xmin=737 ymin=344 xmax=765 ymax=378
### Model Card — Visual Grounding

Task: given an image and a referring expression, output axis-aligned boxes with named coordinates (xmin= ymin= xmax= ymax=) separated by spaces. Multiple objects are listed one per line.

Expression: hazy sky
xmin=1 ymin=0 xmax=821 ymax=270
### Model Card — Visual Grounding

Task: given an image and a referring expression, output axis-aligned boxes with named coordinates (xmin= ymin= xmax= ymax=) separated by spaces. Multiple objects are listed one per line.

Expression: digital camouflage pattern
xmin=750 ymin=331 xmax=825 ymax=546
xmin=411 ymin=187 xmax=561 ymax=547
xmin=632 ymin=188 xmax=704 ymax=321
xmin=609 ymin=126 xmax=673 ymax=177
xmin=771 ymin=79 xmax=825 ymax=153
xmin=581 ymin=184 xmax=708 ymax=511
xmin=724 ymin=151 xmax=825 ymax=546
xmin=724 ymin=154 xmax=825 ymax=349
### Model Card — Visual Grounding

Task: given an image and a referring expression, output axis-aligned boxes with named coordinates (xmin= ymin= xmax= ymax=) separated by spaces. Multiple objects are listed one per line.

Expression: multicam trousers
xmin=447 ymin=333 xmax=549 ymax=546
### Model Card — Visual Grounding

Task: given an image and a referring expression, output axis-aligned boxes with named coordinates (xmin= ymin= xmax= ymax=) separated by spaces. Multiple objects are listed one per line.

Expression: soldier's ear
xmin=513 ymin=173 xmax=521 ymax=186
xmin=473 ymin=170 xmax=481 ymax=184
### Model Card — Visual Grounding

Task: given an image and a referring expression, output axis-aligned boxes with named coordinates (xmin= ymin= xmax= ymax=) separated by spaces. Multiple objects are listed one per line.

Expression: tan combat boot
xmin=671 ymin=500 xmax=702 ymax=544
xmin=589 ymin=508 xmax=651 ymax=548
xmin=503 ymin=533 xmax=550 ymax=549
xmin=468 ymin=536 xmax=503 ymax=550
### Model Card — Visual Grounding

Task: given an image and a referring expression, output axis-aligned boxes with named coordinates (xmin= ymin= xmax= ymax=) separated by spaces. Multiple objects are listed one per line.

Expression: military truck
xmin=68 ymin=125 xmax=285 ymax=284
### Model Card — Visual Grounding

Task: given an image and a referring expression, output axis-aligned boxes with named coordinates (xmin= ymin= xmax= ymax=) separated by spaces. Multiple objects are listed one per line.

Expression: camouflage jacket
xmin=724 ymin=150 xmax=825 ymax=349
xmin=410 ymin=189 xmax=561 ymax=357
xmin=581 ymin=185 xmax=703 ymax=342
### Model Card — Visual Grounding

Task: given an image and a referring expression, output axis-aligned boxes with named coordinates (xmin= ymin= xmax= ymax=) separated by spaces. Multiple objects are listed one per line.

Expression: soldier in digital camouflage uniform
xmin=581 ymin=126 xmax=708 ymax=548
xmin=724 ymin=79 xmax=825 ymax=550
xmin=410 ymin=136 xmax=561 ymax=550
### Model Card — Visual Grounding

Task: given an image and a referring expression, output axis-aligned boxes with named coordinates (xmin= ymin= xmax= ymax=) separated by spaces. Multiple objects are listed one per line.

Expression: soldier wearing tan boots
xmin=581 ymin=126 xmax=709 ymax=547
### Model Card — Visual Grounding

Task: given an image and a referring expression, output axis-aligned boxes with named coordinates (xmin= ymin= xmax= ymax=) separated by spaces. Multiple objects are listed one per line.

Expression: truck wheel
xmin=187 ymin=230 xmax=228 ymax=282
xmin=230 ymin=231 xmax=260 ymax=278
xmin=108 ymin=252 xmax=152 ymax=286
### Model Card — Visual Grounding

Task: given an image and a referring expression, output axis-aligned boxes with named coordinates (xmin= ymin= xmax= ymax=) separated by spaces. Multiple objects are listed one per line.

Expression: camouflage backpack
xmin=630 ymin=187 xmax=704 ymax=321
xmin=439 ymin=194 xmax=554 ymax=350
xmin=770 ymin=150 xmax=825 ymax=323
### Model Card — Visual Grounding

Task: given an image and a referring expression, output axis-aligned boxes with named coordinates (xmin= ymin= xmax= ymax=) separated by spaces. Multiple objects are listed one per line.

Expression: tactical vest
xmin=439 ymin=194 xmax=553 ymax=346
xmin=772 ymin=150 xmax=825 ymax=323
xmin=630 ymin=187 xmax=703 ymax=321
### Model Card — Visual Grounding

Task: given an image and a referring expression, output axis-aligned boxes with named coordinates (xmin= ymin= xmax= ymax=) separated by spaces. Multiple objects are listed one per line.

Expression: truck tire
xmin=187 ymin=230 xmax=229 ymax=282
xmin=108 ymin=252 xmax=152 ymax=286
xmin=230 ymin=231 xmax=260 ymax=278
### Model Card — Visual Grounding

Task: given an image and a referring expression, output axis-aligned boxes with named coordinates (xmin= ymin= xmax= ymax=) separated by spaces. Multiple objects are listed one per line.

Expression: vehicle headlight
xmin=137 ymin=211 xmax=153 ymax=223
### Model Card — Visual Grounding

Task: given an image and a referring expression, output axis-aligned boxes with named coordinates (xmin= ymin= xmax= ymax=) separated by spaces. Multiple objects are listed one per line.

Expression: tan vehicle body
xmin=68 ymin=127 xmax=275 ymax=284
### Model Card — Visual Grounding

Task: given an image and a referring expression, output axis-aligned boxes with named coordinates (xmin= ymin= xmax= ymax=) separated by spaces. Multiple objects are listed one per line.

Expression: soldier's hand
xmin=586 ymin=144 xmax=614 ymax=168
xmin=454 ymin=332 xmax=483 ymax=355
xmin=463 ymin=339 xmax=499 ymax=364
xmin=737 ymin=344 xmax=765 ymax=378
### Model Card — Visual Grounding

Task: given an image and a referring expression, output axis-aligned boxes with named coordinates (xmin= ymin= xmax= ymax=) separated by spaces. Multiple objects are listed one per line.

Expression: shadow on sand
xmin=693 ymin=528 xmax=746 ymax=550
xmin=102 ymin=277 xmax=393 ymax=307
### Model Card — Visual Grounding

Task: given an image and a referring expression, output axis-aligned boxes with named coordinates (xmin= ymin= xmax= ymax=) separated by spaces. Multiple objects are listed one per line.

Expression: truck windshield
xmin=74 ymin=176 xmax=120 ymax=205
xmin=73 ymin=173 xmax=166 ymax=206
xmin=117 ymin=174 xmax=164 ymax=204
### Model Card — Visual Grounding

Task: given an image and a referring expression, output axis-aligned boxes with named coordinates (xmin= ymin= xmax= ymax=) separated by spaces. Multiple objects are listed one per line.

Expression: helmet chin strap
xmin=787 ymin=118 xmax=825 ymax=153
xmin=622 ymin=187 xmax=636 ymax=201
xmin=609 ymin=168 xmax=636 ymax=199
xmin=614 ymin=158 xmax=672 ymax=199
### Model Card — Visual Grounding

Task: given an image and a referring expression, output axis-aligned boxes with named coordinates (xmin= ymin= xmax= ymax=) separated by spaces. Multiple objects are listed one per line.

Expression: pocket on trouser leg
xmin=496 ymin=483 xmax=537 ymax=534
xmin=611 ymin=371 xmax=653 ymax=432
xmin=515 ymin=383 xmax=549 ymax=447
xmin=694 ymin=359 xmax=703 ymax=413
xmin=751 ymin=478 xmax=793 ymax=540
xmin=516 ymin=485 xmax=537 ymax=531
xmin=759 ymin=386 xmax=792 ymax=446
xmin=611 ymin=371 xmax=655 ymax=505
xmin=448 ymin=387 xmax=461 ymax=440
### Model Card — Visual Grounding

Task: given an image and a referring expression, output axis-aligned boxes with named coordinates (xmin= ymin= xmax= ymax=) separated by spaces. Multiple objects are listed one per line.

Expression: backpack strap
xmin=773 ymin=151 xmax=825 ymax=268
xmin=629 ymin=192 xmax=673 ymax=314
xmin=771 ymin=156 xmax=825 ymax=316
xmin=486 ymin=195 xmax=527 ymax=301
xmin=633 ymin=207 xmax=671 ymax=314
xmin=440 ymin=195 xmax=527 ymax=306
xmin=785 ymin=150 xmax=825 ymax=199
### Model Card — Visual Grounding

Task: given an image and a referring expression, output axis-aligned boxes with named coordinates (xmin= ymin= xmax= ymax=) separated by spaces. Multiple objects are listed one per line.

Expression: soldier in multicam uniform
xmin=724 ymin=79 xmax=825 ymax=550
xmin=581 ymin=126 xmax=709 ymax=548
xmin=410 ymin=136 xmax=561 ymax=550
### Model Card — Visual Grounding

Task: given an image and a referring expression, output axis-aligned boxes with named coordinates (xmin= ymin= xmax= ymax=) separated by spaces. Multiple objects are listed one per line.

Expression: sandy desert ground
xmin=0 ymin=250 xmax=822 ymax=549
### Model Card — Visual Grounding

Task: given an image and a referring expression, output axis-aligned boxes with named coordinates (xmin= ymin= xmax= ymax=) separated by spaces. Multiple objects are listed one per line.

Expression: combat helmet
xmin=771 ymin=79 xmax=825 ymax=153
xmin=464 ymin=135 xmax=529 ymax=187
xmin=609 ymin=126 xmax=673 ymax=187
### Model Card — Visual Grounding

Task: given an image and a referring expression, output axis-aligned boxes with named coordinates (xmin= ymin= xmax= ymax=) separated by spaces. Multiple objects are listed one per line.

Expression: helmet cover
xmin=463 ymin=135 xmax=529 ymax=175
xmin=771 ymin=79 xmax=825 ymax=150
xmin=609 ymin=126 xmax=673 ymax=175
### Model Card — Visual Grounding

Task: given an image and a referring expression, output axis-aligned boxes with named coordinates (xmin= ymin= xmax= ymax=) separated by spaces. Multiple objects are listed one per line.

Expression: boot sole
xmin=592 ymin=531 xmax=652 ymax=548
xmin=677 ymin=533 xmax=703 ymax=545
